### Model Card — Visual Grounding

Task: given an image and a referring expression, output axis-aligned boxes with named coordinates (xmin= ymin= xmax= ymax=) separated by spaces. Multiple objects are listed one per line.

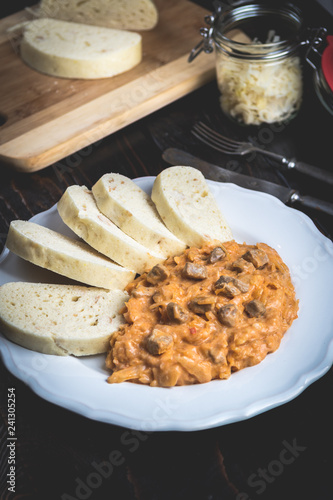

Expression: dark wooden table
xmin=1 ymin=1 xmax=333 ymax=499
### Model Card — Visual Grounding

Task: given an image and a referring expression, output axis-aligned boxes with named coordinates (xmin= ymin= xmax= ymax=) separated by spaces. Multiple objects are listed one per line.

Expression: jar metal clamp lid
xmin=189 ymin=2 xmax=332 ymax=116
xmin=188 ymin=0 xmax=333 ymax=114
xmin=189 ymin=2 xmax=326 ymax=61
xmin=189 ymin=1 xmax=306 ymax=62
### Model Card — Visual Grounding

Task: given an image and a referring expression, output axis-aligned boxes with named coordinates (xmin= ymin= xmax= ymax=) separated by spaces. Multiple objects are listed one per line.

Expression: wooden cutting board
xmin=0 ymin=0 xmax=216 ymax=172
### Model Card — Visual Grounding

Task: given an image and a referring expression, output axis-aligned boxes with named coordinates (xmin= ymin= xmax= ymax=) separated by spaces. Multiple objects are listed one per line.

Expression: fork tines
xmin=191 ymin=122 xmax=243 ymax=155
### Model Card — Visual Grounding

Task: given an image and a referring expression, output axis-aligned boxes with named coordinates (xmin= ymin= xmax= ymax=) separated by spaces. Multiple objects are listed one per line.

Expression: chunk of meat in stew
xmin=244 ymin=299 xmax=266 ymax=318
xmin=146 ymin=264 xmax=169 ymax=285
xmin=217 ymin=303 xmax=239 ymax=327
xmin=215 ymin=275 xmax=249 ymax=293
xmin=217 ymin=282 xmax=241 ymax=298
xmin=146 ymin=328 xmax=173 ymax=355
xmin=188 ymin=295 xmax=215 ymax=314
xmin=166 ymin=302 xmax=188 ymax=323
xmin=208 ymin=246 xmax=226 ymax=264
xmin=232 ymin=258 xmax=255 ymax=273
xmin=182 ymin=262 xmax=208 ymax=280
xmin=243 ymin=248 xmax=269 ymax=268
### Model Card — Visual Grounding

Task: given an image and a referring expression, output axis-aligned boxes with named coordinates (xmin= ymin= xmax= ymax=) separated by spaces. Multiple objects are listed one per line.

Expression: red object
xmin=322 ymin=35 xmax=333 ymax=91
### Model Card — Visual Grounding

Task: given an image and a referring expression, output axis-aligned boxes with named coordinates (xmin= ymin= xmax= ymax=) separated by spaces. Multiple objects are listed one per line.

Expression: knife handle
xmin=293 ymin=193 xmax=333 ymax=216
xmin=289 ymin=160 xmax=333 ymax=186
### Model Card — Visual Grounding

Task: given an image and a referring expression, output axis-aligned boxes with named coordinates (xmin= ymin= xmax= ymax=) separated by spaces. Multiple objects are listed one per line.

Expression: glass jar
xmin=190 ymin=3 xmax=305 ymax=126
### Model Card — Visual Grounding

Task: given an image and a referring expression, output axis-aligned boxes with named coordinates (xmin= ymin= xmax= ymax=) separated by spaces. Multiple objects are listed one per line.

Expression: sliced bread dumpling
xmin=38 ymin=0 xmax=158 ymax=31
xmin=0 ymin=282 xmax=128 ymax=355
xmin=92 ymin=173 xmax=187 ymax=257
xmin=20 ymin=18 xmax=142 ymax=79
xmin=151 ymin=166 xmax=233 ymax=247
xmin=5 ymin=220 xmax=135 ymax=290
xmin=57 ymin=185 xmax=165 ymax=274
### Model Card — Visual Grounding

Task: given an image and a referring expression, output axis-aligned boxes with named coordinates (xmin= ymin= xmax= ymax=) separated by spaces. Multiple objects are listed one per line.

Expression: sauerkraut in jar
xmin=216 ymin=44 xmax=303 ymax=125
xmin=212 ymin=4 xmax=304 ymax=126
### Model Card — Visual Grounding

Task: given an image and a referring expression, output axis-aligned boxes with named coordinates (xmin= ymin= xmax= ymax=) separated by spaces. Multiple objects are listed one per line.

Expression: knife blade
xmin=162 ymin=148 xmax=333 ymax=217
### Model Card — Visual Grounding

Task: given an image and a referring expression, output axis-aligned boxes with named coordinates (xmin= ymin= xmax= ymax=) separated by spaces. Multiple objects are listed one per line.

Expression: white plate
xmin=1 ymin=177 xmax=333 ymax=431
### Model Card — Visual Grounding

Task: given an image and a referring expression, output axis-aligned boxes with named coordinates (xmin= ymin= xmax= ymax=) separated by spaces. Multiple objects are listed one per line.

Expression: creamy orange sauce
xmin=106 ymin=240 xmax=298 ymax=387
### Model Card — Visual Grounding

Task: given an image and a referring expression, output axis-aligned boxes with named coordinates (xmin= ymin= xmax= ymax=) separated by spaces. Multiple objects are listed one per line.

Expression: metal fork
xmin=192 ymin=122 xmax=333 ymax=185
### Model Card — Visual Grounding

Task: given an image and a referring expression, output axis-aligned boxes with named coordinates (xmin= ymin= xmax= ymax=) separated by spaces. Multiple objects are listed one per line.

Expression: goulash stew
xmin=106 ymin=240 xmax=298 ymax=387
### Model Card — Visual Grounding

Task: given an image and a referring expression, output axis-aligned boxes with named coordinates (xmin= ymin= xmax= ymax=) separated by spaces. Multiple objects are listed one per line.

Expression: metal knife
xmin=162 ymin=148 xmax=333 ymax=217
